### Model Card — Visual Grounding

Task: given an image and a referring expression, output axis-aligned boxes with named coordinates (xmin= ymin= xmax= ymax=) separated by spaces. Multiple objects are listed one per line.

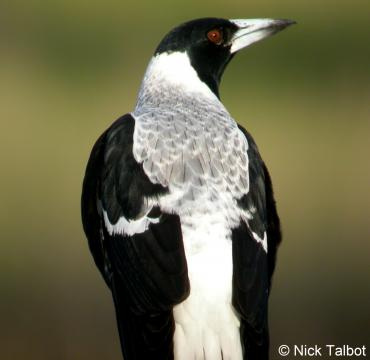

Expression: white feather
xmin=103 ymin=209 xmax=159 ymax=236
xmin=129 ymin=50 xmax=266 ymax=358
xmin=252 ymin=230 xmax=268 ymax=253
xmin=135 ymin=51 xmax=216 ymax=102
xmin=172 ymin=218 xmax=243 ymax=360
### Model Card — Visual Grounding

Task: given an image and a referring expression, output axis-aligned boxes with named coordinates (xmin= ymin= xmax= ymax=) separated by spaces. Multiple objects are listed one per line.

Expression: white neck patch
xmin=136 ymin=51 xmax=216 ymax=101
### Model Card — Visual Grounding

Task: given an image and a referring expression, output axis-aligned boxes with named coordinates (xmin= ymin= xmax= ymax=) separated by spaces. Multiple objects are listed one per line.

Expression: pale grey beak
xmin=229 ymin=18 xmax=296 ymax=53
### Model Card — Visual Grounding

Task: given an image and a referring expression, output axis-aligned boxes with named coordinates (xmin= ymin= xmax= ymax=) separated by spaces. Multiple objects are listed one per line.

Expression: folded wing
xmin=232 ymin=124 xmax=281 ymax=359
xmin=81 ymin=114 xmax=189 ymax=360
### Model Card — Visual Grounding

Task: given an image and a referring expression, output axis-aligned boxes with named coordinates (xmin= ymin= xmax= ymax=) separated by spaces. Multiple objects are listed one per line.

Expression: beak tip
xmin=279 ymin=19 xmax=297 ymax=28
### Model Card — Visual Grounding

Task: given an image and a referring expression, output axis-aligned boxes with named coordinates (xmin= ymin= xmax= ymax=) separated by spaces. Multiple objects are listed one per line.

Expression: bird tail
xmin=240 ymin=320 xmax=270 ymax=360
xmin=111 ymin=274 xmax=175 ymax=360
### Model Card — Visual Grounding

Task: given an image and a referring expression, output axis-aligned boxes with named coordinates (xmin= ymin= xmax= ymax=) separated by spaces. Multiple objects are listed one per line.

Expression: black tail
xmin=111 ymin=274 xmax=175 ymax=360
xmin=240 ymin=320 xmax=269 ymax=360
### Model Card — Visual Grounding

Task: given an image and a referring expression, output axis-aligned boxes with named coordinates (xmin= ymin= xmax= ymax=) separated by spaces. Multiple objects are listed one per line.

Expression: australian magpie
xmin=81 ymin=17 xmax=294 ymax=360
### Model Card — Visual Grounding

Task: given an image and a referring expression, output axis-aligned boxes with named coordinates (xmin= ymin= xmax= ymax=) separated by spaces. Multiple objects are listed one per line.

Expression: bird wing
xmin=81 ymin=114 xmax=189 ymax=360
xmin=232 ymin=124 xmax=282 ymax=359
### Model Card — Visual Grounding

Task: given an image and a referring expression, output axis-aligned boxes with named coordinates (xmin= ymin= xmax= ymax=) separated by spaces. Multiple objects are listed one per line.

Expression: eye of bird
xmin=206 ymin=28 xmax=224 ymax=45
xmin=82 ymin=17 xmax=296 ymax=360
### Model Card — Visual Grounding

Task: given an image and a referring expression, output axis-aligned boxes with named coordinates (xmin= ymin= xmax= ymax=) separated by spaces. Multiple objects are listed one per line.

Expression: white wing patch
xmin=240 ymin=208 xmax=268 ymax=253
xmin=252 ymin=230 xmax=268 ymax=252
xmin=103 ymin=209 xmax=160 ymax=236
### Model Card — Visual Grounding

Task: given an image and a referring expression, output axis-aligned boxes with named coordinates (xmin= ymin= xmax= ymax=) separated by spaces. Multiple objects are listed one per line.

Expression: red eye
xmin=207 ymin=29 xmax=223 ymax=45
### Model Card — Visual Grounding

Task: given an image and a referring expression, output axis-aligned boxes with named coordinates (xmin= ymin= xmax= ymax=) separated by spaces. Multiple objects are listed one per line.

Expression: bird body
xmin=132 ymin=51 xmax=249 ymax=359
xmin=82 ymin=17 xmax=294 ymax=360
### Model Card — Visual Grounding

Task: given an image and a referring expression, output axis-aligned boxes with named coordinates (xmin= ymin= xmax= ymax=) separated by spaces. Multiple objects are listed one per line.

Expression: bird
xmin=81 ymin=17 xmax=294 ymax=360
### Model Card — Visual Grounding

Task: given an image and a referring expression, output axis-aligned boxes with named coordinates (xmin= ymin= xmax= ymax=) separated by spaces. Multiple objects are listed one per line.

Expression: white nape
xmin=136 ymin=51 xmax=217 ymax=101
xmin=103 ymin=209 xmax=159 ymax=237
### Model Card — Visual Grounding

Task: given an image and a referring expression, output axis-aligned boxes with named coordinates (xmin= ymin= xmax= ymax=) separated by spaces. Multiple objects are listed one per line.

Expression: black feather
xmin=81 ymin=114 xmax=189 ymax=359
xmin=231 ymin=124 xmax=281 ymax=359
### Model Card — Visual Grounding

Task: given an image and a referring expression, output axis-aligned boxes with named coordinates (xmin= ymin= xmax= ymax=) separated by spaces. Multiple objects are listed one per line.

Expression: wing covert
xmin=81 ymin=114 xmax=189 ymax=359
xmin=232 ymin=124 xmax=281 ymax=359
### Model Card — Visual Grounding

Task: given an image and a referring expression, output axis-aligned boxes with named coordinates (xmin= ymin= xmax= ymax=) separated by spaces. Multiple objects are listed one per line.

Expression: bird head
xmin=152 ymin=18 xmax=295 ymax=98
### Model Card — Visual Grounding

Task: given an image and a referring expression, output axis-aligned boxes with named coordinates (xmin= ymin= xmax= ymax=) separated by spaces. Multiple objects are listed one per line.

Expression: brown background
xmin=1 ymin=0 xmax=369 ymax=359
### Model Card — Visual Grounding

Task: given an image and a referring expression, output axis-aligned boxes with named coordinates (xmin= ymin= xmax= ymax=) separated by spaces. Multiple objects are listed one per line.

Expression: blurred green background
xmin=1 ymin=0 xmax=369 ymax=359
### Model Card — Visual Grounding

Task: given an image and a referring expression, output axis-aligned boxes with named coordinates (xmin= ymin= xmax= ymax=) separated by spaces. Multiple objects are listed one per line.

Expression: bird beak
xmin=229 ymin=18 xmax=296 ymax=53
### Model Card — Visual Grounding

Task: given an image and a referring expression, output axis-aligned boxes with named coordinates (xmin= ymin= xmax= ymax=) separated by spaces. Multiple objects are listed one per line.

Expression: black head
xmin=155 ymin=18 xmax=238 ymax=96
xmin=155 ymin=17 xmax=295 ymax=97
